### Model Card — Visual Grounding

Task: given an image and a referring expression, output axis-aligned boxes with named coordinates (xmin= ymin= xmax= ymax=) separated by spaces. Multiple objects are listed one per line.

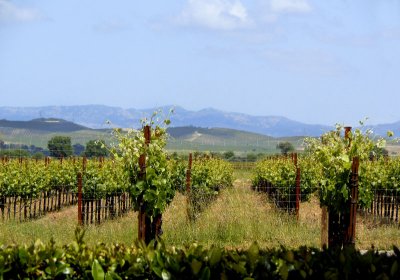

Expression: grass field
xmin=1 ymin=169 xmax=399 ymax=250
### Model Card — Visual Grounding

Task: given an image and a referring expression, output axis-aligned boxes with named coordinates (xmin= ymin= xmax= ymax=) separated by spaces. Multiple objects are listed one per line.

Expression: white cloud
xmin=177 ymin=0 xmax=253 ymax=31
xmin=259 ymin=0 xmax=312 ymax=23
xmin=270 ymin=0 xmax=312 ymax=14
xmin=0 ymin=0 xmax=42 ymax=23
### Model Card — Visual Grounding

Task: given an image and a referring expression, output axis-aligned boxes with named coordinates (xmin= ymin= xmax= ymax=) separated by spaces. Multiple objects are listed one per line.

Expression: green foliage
xmin=48 ymin=136 xmax=73 ymax=158
xmin=370 ymin=146 xmax=389 ymax=160
xmin=82 ymin=159 xmax=129 ymax=199
xmin=0 ymin=158 xmax=80 ymax=198
xmin=168 ymin=158 xmax=187 ymax=193
xmin=246 ymin=153 xmax=258 ymax=162
xmin=84 ymin=140 xmax=109 ymax=158
xmin=189 ymin=158 xmax=234 ymax=220
xmin=110 ymin=111 xmax=175 ymax=217
xmin=0 ymin=158 xmax=126 ymax=199
xmin=277 ymin=142 xmax=295 ymax=155
xmin=223 ymin=151 xmax=235 ymax=160
xmin=32 ymin=152 xmax=45 ymax=160
xmin=358 ymin=157 xmax=400 ymax=208
xmin=252 ymin=157 xmax=315 ymax=204
xmin=0 ymin=149 xmax=30 ymax=158
xmin=0 ymin=231 xmax=399 ymax=279
xmin=304 ymin=124 xmax=387 ymax=212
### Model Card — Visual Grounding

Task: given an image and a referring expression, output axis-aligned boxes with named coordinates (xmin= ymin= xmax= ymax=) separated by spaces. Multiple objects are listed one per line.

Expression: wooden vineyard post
xmin=327 ymin=126 xmax=359 ymax=248
xmin=138 ymin=125 xmax=151 ymax=243
xmin=321 ymin=206 xmax=328 ymax=248
xmin=186 ymin=153 xmax=193 ymax=221
xmin=77 ymin=172 xmax=83 ymax=226
xmin=292 ymin=153 xmax=300 ymax=218
xmin=152 ymin=213 xmax=163 ymax=243
xmin=150 ymin=129 xmax=164 ymax=243
xmin=344 ymin=126 xmax=352 ymax=147
xmin=295 ymin=166 xmax=300 ymax=221
xmin=82 ymin=156 xmax=87 ymax=171
xmin=345 ymin=157 xmax=359 ymax=246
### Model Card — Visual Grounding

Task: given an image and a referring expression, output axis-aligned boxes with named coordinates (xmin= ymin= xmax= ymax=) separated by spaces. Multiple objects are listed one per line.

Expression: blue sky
xmin=1 ymin=0 xmax=400 ymax=126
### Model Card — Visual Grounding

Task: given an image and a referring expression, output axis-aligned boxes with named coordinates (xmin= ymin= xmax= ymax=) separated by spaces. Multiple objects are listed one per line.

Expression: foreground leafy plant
xmin=0 ymin=228 xmax=399 ymax=279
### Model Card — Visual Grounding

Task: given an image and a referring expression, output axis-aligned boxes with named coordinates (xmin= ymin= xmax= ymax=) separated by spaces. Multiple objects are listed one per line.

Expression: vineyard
xmin=1 ymin=124 xmax=400 ymax=231
xmin=0 ymin=156 xmax=233 ymax=223
xmin=1 ymin=123 xmax=400 ymax=279
xmin=252 ymin=155 xmax=400 ymax=224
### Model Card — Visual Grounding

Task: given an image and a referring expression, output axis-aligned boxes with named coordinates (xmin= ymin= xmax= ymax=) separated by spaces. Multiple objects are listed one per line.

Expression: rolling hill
xmin=0 ymin=119 xmax=300 ymax=154
xmin=1 ymin=105 xmax=400 ymax=138
xmin=0 ymin=118 xmax=90 ymax=132
xmin=0 ymin=105 xmax=331 ymax=137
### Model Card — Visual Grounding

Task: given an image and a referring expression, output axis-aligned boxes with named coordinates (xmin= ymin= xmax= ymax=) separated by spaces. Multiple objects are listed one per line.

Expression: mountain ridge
xmin=0 ymin=118 xmax=293 ymax=154
xmin=0 ymin=105 xmax=331 ymax=137
xmin=0 ymin=105 xmax=399 ymax=137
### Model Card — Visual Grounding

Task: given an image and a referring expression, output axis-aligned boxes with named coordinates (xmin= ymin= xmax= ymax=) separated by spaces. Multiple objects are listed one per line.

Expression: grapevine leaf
xmin=92 ymin=259 xmax=105 ymax=280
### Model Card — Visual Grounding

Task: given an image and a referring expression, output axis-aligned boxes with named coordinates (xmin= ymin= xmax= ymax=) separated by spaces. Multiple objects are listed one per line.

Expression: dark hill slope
xmin=0 ymin=118 xmax=90 ymax=132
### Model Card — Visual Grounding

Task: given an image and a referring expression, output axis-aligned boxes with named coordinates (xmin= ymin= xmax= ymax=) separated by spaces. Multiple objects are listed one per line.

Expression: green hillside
xmin=0 ymin=119 xmax=304 ymax=154
xmin=166 ymin=127 xmax=301 ymax=154
xmin=0 ymin=118 xmax=89 ymax=132
xmin=0 ymin=127 xmax=111 ymax=148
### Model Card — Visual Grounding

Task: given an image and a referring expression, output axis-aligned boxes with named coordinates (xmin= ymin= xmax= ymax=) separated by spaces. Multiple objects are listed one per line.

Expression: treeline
xmin=0 ymin=137 xmax=108 ymax=158
xmin=170 ymin=151 xmax=266 ymax=162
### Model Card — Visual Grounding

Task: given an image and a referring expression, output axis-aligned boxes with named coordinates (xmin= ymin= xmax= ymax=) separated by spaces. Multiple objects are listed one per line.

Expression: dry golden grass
xmin=161 ymin=178 xmax=321 ymax=249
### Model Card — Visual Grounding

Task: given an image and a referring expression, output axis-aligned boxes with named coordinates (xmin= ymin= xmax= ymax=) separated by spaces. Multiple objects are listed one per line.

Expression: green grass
xmin=1 ymin=170 xmax=399 ymax=250
xmin=162 ymin=180 xmax=320 ymax=249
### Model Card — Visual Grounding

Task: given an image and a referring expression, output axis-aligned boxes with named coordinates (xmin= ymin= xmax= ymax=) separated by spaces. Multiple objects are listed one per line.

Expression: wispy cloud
xmin=259 ymin=0 xmax=313 ymax=22
xmin=0 ymin=0 xmax=43 ymax=23
xmin=176 ymin=0 xmax=253 ymax=31
xmin=270 ymin=0 xmax=312 ymax=14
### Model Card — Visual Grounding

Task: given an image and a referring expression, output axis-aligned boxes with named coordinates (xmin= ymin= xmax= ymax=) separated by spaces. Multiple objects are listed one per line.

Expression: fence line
xmin=252 ymin=180 xmax=301 ymax=214
xmin=0 ymin=188 xmax=76 ymax=222
xmin=360 ymin=189 xmax=400 ymax=224
xmin=79 ymin=192 xmax=132 ymax=225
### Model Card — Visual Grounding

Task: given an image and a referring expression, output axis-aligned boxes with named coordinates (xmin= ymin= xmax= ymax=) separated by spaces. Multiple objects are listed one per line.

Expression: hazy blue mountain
xmin=364 ymin=122 xmax=400 ymax=137
xmin=5 ymin=104 xmax=397 ymax=137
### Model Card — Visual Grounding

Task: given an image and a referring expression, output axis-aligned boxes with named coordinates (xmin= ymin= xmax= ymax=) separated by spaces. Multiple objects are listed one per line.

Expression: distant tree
xmin=0 ymin=149 xmax=30 ymax=158
xmin=210 ymin=152 xmax=222 ymax=159
xmin=246 ymin=153 xmax=257 ymax=162
xmin=73 ymin=143 xmax=85 ymax=156
xmin=257 ymin=153 xmax=265 ymax=159
xmin=48 ymin=136 xmax=73 ymax=158
xmin=193 ymin=151 xmax=203 ymax=159
xmin=32 ymin=152 xmax=45 ymax=160
xmin=84 ymin=140 xmax=109 ymax=158
xmin=370 ymin=146 xmax=389 ymax=160
xmin=223 ymin=151 xmax=235 ymax=160
xmin=277 ymin=141 xmax=295 ymax=155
